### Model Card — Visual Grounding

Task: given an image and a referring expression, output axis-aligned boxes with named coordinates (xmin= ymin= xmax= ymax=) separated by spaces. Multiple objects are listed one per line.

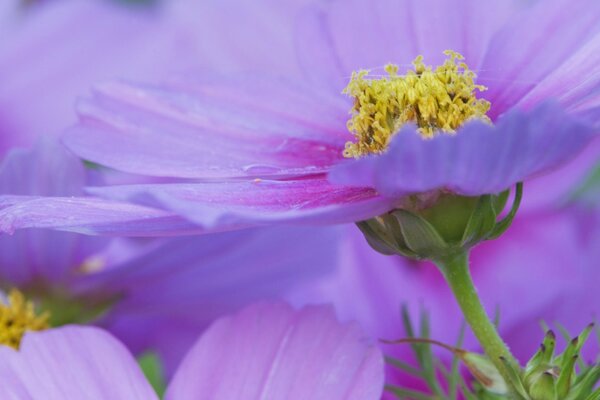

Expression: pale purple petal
xmin=0 ymin=0 xmax=199 ymax=157
xmin=517 ymin=32 xmax=600 ymax=124
xmin=330 ymin=102 xmax=597 ymax=197
xmin=480 ymin=0 xmax=600 ymax=118
xmin=519 ymin=137 xmax=600 ymax=213
xmin=0 ymin=326 xmax=157 ymax=400
xmin=170 ymin=0 xmax=313 ymax=78
xmin=86 ymin=177 xmax=396 ymax=231
xmin=0 ymin=195 xmax=202 ymax=236
xmin=318 ymin=0 xmax=519 ymax=88
xmin=63 ymin=77 xmax=348 ymax=179
xmin=165 ymin=302 xmax=384 ymax=400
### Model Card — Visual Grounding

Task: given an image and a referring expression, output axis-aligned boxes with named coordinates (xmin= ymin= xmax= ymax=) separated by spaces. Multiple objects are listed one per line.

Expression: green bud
xmin=529 ymin=372 xmax=557 ymax=400
xmin=357 ymin=183 xmax=522 ymax=261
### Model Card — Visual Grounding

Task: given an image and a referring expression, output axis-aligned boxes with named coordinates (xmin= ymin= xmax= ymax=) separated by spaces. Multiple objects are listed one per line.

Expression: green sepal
xmin=556 ymin=353 xmax=578 ymax=398
xmin=488 ymin=182 xmax=523 ymax=240
xmin=525 ymin=330 xmax=556 ymax=373
xmin=499 ymin=356 xmax=531 ymax=400
xmin=356 ymin=220 xmax=404 ymax=256
xmin=461 ymin=194 xmax=497 ymax=247
xmin=393 ymin=209 xmax=449 ymax=259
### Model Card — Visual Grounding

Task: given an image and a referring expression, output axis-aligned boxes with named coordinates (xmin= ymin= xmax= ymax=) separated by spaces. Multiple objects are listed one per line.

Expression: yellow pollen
xmin=0 ymin=289 xmax=49 ymax=349
xmin=343 ymin=50 xmax=491 ymax=158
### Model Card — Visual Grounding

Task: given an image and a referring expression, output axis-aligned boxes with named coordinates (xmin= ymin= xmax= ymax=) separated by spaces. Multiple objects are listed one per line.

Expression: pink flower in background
xmin=0 ymin=302 xmax=384 ymax=400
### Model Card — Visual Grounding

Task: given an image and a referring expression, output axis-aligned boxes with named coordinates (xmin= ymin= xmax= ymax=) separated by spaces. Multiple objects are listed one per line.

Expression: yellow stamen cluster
xmin=343 ymin=50 xmax=491 ymax=158
xmin=0 ymin=289 xmax=49 ymax=349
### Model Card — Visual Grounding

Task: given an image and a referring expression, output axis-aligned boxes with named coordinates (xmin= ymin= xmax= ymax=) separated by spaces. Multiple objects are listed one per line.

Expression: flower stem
xmin=436 ymin=251 xmax=520 ymax=389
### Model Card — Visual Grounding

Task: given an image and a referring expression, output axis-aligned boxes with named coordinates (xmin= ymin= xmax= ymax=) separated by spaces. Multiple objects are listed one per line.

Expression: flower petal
xmin=0 ymin=140 xmax=111 ymax=283
xmin=0 ymin=326 xmax=157 ymax=400
xmin=330 ymin=102 xmax=597 ymax=197
xmin=64 ymin=77 xmax=348 ymax=179
xmin=0 ymin=195 xmax=202 ymax=236
xmin=0 ymin=0 xmax=201 ymax=157
xmin=480 ymin=0 xmax=600 ymax=117
xmin=517 ymin=32 xmax=600 ymax=124
xmin=86 ymin=176 xmax=396 ymax=231
xmin=320 ymin=0 xmax=519 ymax=83
xmin=165 ymin=302 xmax=384 ymax=400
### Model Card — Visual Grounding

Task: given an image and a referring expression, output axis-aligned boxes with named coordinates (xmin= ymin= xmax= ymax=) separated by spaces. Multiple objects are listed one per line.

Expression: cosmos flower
xmin=0 ymin=0 xmax=596 ymax=237
xmin=0 ymin=302 xmax=384 ymax=400
xmin=0 ymin=139 xmax=343 ymax=375
xmin=3 ymin=0 xmax=594 ymax=237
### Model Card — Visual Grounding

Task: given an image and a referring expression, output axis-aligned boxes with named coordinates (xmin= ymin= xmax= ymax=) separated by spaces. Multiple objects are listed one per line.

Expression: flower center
xmin=0 ymin=289 xmax=49 ymax=349
xmin=343 ymin=50 xmax=491 ymax=158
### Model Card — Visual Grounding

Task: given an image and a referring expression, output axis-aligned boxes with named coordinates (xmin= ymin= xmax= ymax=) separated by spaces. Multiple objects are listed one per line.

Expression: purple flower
xmin=3 ymin=0 xmax=593 ymax=236
xmin=0 ymin=140 xmax=343 ymax=374
xmin=0 ymin=302 xmax=384 ymax=400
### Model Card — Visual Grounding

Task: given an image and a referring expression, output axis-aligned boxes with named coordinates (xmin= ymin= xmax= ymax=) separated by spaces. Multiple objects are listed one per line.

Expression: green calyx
xmin=357 ymin=183 xmax=523 ymax=261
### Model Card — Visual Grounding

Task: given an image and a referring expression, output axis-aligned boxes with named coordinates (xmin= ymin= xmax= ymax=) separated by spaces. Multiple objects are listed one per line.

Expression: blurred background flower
xmin=0 ymin=302 xmax=385 ymax=400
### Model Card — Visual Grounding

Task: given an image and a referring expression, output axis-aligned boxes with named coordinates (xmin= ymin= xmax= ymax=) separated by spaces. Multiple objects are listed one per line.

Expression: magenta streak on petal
xmin=86 ymin=176 xmax=397 ymax=231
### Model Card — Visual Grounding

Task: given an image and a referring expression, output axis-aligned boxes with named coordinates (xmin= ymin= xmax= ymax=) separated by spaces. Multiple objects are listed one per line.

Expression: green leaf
xmin=448 ymin=323 xmax=466 ymax=399
xmin=138 ymin=352 xmax=166 ymax=397
xmin=582 ymin=387 xmax=600 ymax=400
xmin=565 ymin=365 xmax=600 ymax=400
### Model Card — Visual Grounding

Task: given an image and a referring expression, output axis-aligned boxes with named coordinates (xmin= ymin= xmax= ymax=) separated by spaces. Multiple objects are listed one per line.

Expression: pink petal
xmin=165 ymin=302 xmax=384 ymax=400
xmin=0 ymin=326 xmax=157 ymax=399
xmin=64 ymin=77 xmax=348 ymax=179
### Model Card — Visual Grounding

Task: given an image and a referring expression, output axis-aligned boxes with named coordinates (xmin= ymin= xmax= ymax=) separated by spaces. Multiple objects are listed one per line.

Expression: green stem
xmin=436 ymin=251 xmax=520 ymax=389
